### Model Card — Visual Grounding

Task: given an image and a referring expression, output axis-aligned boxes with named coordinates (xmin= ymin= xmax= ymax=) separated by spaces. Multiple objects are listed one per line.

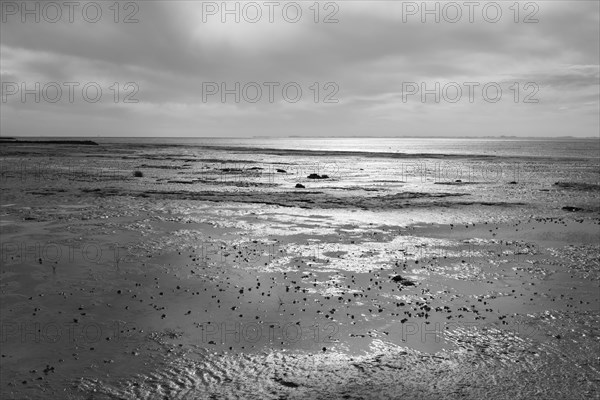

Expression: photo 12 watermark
xmin=196 ymin=321 xmax=339 ymax=346
xmin=0 ymin=320 xmax=138 ymax=345
xmin=399 ymin=1 xmax=539 ymax=24
xmin=1 ymin=82 xmax=140 ymax=104
xmin=197 ymin=161 xmax=342 ymax=183
xmin=0 ymin=159 xmax=125 ymax=183
xmin=393 ymin=161 xmax=538 ymax=183
xmin=401 ymin=82 xmax=539 ymax=104
xmin=0 ymin=238 xmax=321 ymax=271
xmin=201 ymin=82 xmax=339 ymax=104
xmin=1 ymin=240 xmax=137 ymax=271
xmin=389 ymin=239 xmax=543 ymax=265
xmin=1 ymin=1 xmax=140 ymax=23
xmin=200 ymin=1 xmax=339 ymax=24
xmin=399 ymin=320 xmax=540 ymax=343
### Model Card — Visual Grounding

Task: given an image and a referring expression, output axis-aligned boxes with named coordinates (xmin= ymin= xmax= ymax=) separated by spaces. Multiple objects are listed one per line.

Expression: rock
xmin=295 ymin=183 xmax=305 ymax=188
xmin=307 ymin=173 xmax=329 ymax=179
xmin=508 ymin=181 xmax=517 ymax=184
xmin=455 ymin=179 xmax=462 ymax=183
xmin=562 ymin=206 xmax=583 ymax=212
xmin=275 ymin=378 xmax=300 ymax=388
xmin=391 ymin=275 xmax=416 ymax=286
xmin=276 ymin=169 xmax=287 ymax=173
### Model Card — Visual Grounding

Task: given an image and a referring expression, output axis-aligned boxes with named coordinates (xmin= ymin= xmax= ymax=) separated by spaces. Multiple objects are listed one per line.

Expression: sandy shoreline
xmin=1 ymin=142 xmax=599 ymax=399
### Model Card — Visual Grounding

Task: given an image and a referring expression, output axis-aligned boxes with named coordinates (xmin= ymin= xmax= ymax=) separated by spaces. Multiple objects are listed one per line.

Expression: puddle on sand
xmin=1 ymin=199 xmax=599 ymax=399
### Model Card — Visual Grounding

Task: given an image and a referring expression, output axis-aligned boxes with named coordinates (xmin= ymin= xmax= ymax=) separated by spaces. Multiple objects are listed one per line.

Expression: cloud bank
xmin=1 ymin=0 xmax=598 ymax=137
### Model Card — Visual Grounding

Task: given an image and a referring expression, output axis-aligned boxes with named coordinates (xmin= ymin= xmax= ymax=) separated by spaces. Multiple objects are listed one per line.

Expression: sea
xmin=4 ymin=136 xmax=600 ymax=159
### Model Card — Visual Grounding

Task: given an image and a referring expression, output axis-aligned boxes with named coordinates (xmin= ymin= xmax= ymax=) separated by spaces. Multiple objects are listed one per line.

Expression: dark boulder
xmin=391 ymin=275 xmax=416 ymax=286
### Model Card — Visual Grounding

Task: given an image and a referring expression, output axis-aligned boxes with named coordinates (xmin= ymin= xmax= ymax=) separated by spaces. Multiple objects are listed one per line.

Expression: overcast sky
xmin=1 ymin=1 xmax=598 ymax=137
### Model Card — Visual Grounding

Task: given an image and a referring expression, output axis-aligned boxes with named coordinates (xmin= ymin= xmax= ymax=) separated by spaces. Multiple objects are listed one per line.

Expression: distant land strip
xmin=0 ymin=138 xmax=98 ymax=145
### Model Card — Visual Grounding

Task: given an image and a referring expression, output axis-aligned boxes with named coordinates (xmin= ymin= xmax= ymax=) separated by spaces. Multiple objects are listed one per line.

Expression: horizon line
xmin=1 ymin=135 xmax=598 ymax=140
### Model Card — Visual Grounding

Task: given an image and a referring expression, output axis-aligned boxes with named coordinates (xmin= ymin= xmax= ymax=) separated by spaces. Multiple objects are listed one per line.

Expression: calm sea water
xmin=7 ymin=137 xmax=600 ymax=159
xmin=99 ymin=137 xmax=600 ymax=159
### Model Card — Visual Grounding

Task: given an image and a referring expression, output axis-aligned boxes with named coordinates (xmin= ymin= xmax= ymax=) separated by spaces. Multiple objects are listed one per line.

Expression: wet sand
xmin=1 ymin=142 xmax=599 ymax=399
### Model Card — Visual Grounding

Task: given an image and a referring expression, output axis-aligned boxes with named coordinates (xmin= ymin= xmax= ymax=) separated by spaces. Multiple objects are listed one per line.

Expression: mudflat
xmin=1 ymin=141 xmax=598 ymax=399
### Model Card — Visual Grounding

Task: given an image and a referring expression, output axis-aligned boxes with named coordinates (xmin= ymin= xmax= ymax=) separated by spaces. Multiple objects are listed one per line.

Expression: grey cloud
xmin=1 ymin=1 xmax=598 ymax=137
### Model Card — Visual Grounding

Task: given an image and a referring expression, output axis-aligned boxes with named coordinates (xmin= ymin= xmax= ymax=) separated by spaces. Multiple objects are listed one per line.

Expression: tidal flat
xmin=1 ymin=141 xmax=599 ymax=399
